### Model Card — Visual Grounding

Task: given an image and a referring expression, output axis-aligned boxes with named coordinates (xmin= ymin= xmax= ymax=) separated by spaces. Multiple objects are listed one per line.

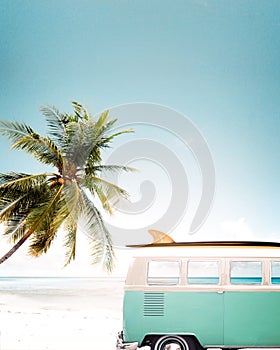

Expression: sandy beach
xmin=0 ymin=277 xmax=124 ymax=350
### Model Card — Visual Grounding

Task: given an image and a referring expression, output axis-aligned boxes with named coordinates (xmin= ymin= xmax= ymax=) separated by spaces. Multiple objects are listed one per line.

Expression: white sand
xmin=0 ymin=307 xmax=120 ymax=350
xmin=0 ymin=284 xmax=123 ymax=350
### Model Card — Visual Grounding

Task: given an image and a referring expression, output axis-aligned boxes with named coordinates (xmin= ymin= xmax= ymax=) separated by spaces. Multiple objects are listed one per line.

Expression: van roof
xmin=127 ymin=241 xmax=280 ymax=248
xmin=126 ymin=241 xmax=280 ymax=258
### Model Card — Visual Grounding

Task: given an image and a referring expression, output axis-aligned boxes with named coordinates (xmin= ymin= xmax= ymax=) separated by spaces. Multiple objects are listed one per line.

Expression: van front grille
xmin=144 ymin=292 xmax=165 ymax=317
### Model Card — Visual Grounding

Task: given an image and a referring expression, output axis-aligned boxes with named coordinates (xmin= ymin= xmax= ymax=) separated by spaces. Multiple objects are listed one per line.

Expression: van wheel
xmin=154 ymin=335 xmax=192 ymax=350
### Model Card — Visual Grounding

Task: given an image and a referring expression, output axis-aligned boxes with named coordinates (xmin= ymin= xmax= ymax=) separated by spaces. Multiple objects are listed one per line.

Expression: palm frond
xmin=72 ymin=101 xmax=89 ymax=121
xmin=0 ymin=181 xmax=53 ymax=243
xmin=94 ymin=110 xmax=111 ymax=130
xmin=63 ymin=216 xmax=78 ymax=266
xmin=26 ymin=185 xmax=63 ymax=233
xmin=80 ymin=189 xmax=114 ymax=271
xmin=47 ymin=193 xmax=70 ymax=235
xmin=63 ymin=121 xmax=89 ymax=167
xmin=0 ymin=194 xmax=28 ymax=222
xmin=28 ymin=229 xmax=56 ymax=256
xmin=27 ymin=186 xmax=66 ymax=256
xmin=0 ymin=198 xmax=28 ymax=242
xmin=86 ymin=164 xmax=137 ymax=175
xmin=62 ymin=181 xmax=83 ymax=219
xmin=85 ymin=122 xmax=133 ymax=168
xmin=0 ymin=119 xmax=63 ymax=170
xmin=0 ymin=121 xmax=35 ymax=143
xmin=91 ymin=111 xmax=118 ymax=149
xmin=28 ymin=196 xmax=67 ymax=256
xmin=40 ymin=105 xmax=70 ymax=148
xmin=64 ymin=119 xmax=105 ymax=170
xmin=2 ymin=215 xmax=27 ymax=243
xmin=0 ymin=172 xmax=47 ymax=192
xmin=92 ymin=110 xmax=133 ymax=147
xmin=62 ymin=110 xmax=133 ymax=173
xmin=84 ymin=176 xmax=129 ymax=213
xmin=99 ymin=128 xmax=134 ymax=147
xmin=85 ymin=111 xmax=116 ymax=152
xmin=12 ymin=135 xmax=63 ymax=170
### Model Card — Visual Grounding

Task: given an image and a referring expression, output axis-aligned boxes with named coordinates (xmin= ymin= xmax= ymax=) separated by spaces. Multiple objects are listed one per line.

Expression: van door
xmin=183 ymin=260 xmax=224 ymax=346
xmin=223 ymin=260 xmax=280 ymax=347
xmin=224 ymin=290 xmax=280 ymax=346
xmin=175 ymin=289 xmax=224 ymax=346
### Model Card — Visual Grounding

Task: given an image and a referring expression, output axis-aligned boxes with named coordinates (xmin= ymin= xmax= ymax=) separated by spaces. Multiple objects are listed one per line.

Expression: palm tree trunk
xmin=0 ymin=230 xmax=32 ymax=264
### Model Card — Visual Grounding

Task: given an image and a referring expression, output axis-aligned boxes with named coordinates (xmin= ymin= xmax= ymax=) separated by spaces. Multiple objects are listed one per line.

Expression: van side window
xmin=230 ymin=261 xmax=262 ymax=284
xmin=147 ymin=261 xmax=180 ymax=285
xmin=271 ymin=261 xmax=280 ymax=284
xmin=187 ymin=261 xmax=220 ymax=284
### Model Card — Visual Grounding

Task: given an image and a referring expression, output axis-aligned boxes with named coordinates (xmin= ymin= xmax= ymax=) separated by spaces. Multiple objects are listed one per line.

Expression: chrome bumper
xmin=116 ymin=331 xmax=151 ymax=350
xmin=116 ymin=332 xmax=138 ymax=350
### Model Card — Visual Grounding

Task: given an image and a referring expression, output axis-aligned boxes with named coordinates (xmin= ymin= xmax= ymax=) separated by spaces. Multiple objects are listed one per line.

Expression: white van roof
xmin=126 ymin=241 xmax=280 ymax=258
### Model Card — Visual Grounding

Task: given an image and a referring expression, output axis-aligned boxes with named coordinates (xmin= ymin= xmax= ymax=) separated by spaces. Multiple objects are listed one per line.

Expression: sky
xmin=0 ymin=0 xmax=280 ymax=276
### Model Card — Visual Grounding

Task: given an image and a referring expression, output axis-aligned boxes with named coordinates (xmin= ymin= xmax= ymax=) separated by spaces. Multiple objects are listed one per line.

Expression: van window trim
xmin=186 ymin=259 xmax=222 ymax=286
xmin=227 ymin=258 xmax=265 ymax=286
xmin=146 ymin=259 xmax=182 ymax=286
xmin=130 ymin=256 xmax=280 ymax=289
xmin=270 ymin=259 xmax=280 ymax=285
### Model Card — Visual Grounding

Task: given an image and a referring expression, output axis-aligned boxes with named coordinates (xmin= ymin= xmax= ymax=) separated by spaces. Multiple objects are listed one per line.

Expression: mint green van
xmin=117 ymin=242 xmax=280 ymax=350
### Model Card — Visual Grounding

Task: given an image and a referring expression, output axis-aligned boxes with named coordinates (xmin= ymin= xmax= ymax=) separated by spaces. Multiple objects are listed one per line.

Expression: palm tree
xmin=0 ymin=102 xmax=133 ymax=271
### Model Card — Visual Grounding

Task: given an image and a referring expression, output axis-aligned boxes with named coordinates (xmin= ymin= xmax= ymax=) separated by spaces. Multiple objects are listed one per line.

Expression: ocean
xmin=0 ymin=276 xmax=124 ymax=314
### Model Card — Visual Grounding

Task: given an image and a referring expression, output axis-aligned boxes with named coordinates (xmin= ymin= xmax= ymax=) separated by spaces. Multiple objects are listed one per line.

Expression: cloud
xmin=220 ymin=217 xmax=254 ymax=240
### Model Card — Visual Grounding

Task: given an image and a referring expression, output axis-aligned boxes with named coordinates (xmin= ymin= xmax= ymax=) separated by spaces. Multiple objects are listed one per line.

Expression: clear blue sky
xmin=1 ymin=0 xmax=280 ymax=255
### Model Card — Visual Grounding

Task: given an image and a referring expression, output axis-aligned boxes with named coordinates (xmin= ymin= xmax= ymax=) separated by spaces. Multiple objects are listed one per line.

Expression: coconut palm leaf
xmin=0 ymin=121 xmax=35 ymax=142
xmin=72 ymin=101 xmax=89 ymax=121
xmin=59 ymin=166 xmax=89 ymax=267
xmin=40 ymin=105 xmax=69 ymax=148
xmin=46 ymin=194 xmax=71 ymax=236
xmin=63 ymin=216 xmax=78 ymax=266
xmin=80 ymin=189 xmax=114 ymax=271
xmin=0 ymin=172 xmax=47 ymax=191
xmin=26 ymin=185 xmax=63 ymax=234
xmin=27 ymin=186 xmax=65 ymax=256
xmin=0 ymin=120 xmax=64 ymax=170
xmin=0 ymin=195 xmax=28 ymax=221
xmin=63 ymin=121 xmax=93 ymax=168
xmin=4 ymin=216 xmax=26 ymax=243
xmin=88 ymin=164 xmax=136 ymax=174
xmin=0 ymin=201 xmax=29 ymax=243
xmin=99 ymin=128 xmax=134 ymax=147
xmin=84 ymin=175 xmax=129 ymax=213
xmin=0 ymin=173 xmax=51 ymax=242
xmin=29 ymin=200 xmax=70 ymax=257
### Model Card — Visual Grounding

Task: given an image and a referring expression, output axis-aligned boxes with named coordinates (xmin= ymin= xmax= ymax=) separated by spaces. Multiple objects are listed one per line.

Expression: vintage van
xmin=117 ymin=241 xmax=280 ymax=350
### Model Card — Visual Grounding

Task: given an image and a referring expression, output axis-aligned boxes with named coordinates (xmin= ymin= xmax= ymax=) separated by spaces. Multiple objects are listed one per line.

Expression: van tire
xmin=154 ymin=335 xmax=194 ymax=350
